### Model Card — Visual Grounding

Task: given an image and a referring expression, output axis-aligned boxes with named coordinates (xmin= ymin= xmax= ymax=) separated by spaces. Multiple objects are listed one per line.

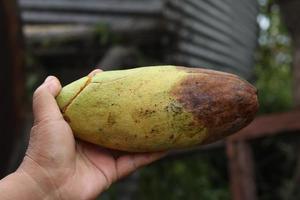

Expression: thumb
xmin=33 ymin=76 xmax=63 ymax=124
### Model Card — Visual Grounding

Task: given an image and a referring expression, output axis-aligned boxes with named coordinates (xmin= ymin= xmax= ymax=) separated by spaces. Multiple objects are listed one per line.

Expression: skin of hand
xmin=0 ymin=70 xmax=166 ymax=200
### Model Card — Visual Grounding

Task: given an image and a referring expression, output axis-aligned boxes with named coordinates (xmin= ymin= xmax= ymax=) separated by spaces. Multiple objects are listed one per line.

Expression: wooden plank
xmin=167 ymin=110 xmax=300 ymax=158
xmin=0 ymin=0 xmax=25 ymax=178
xmin=226 ymin=140 xmax=257 ymax=200
xmin=230 ymin=110 xmax=300 ymax=141
xmin=294 ymin=47 xmax=300 ymax=108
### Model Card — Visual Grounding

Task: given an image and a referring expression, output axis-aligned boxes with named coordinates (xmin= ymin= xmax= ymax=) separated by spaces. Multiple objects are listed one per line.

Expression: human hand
xmin=4 ymin=70 xmax=165 ymax=200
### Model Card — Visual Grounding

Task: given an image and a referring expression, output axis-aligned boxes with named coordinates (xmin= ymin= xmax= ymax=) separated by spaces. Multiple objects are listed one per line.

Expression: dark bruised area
xmin=173 ymin=67 xmax=259 ymax=144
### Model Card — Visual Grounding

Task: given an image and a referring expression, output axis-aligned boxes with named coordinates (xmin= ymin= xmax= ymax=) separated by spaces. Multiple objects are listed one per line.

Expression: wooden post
xmin=226 ymin=140 xmax=257 ymax=200
xmin=278 ymin=0 xmax=300 ymax=108
xmin=278 ymin=0 xmax=300 ymax=188
xmin=293 ymin=40 xmax=300 ymax=108
xmin=0 ymin=0 xmax=25 ymax=178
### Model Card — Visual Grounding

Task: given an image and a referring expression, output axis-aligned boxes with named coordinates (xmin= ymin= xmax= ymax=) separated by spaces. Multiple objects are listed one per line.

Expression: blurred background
xmin=1 ymin=0 xmax=300 ymax=199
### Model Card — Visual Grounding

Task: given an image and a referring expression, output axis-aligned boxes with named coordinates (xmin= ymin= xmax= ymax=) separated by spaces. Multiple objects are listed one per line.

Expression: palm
xmin=75 ymin=141 xmax=163 ymax=199
xmin=23 ymin=107 xmax=163 ymax=199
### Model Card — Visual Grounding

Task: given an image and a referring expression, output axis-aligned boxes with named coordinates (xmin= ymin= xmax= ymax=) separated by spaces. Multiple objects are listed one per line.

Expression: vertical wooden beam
xmin=279 ymin=0 xmax=300 ymax=192
xmin=226 ymin=140 xmax=257 ymax=200
xmin=0 ymin=0 xmax=25 ymax=178
xmin=294 ymin=43 xmax=300 ymax=108
xmin=278 ymin=0 xmax=300 ymax=108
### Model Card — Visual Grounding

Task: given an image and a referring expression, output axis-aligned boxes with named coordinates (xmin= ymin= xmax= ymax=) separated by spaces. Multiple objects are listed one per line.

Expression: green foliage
xmin=94 ymin=24 xmax=123 ymax=46
xmin=252 ymin=136 xmax=300 ymax=200
xmin=255 ymin=0 xmax=293 ymax=113
xmin=25 ymin=53 xmax=44 ymax=99
xmin=135 ymin=154 xmax=230 ymax=200
xmin=100 ymin=152 xmax=230 ymax=200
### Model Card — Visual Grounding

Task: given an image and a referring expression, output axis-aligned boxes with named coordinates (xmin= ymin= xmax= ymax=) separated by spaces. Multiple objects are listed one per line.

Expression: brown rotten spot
xmin=173 ymin=67 xmax=259 ymax=144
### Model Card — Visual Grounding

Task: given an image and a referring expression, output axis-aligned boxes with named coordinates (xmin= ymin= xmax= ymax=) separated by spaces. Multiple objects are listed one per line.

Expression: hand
xmin=6 ymin=70 xmax=165 ymax=200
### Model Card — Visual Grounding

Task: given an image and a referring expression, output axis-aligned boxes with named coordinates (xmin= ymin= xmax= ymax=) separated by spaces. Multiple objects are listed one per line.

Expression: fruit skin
xmin=56 ymin=66 xmax=258 ymax=152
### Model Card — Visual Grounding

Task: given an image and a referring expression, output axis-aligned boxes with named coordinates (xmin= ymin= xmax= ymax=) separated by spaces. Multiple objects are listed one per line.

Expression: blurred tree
xmin=135 ymin=152 xmax=230 ymax=200
xmin=255 ymin=0 xmax=293 ymax=113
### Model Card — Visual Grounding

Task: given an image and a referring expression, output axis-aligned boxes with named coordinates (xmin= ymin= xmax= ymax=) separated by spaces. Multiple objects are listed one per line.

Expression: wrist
xmin=0 ymin=171 xmax=45 ymax=200
xmin=0 ymin=170 xmax=59 ymax=200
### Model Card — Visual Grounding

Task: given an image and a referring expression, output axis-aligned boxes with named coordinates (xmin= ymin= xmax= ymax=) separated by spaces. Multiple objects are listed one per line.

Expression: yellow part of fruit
xmin=56 ymin=65 xmax=258 ymax=152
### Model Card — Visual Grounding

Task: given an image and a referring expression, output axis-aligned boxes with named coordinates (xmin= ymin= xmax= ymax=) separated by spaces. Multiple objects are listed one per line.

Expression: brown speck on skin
xmin=107 ymin=113 xmax=116 ymax=127
xmin=164 ymin=102 xmax=183 ymax=116
xmin=169 ymin=135 xmax=174 ymax=139
xmin=134 ymin=108 xmax=156 ymax=119
xmin=173 ymin=67 xmax=259 ymax=143
xmin=150 ymin=128 xmax=158 ymax=134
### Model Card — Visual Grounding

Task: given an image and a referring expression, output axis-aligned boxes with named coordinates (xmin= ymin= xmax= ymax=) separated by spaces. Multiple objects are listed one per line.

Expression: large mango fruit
xmin=56 ymin=66 xmax=258 ymax=152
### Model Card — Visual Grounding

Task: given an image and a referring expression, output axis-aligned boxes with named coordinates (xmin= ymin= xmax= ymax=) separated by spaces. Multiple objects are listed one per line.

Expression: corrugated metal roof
xmin=19 ymin=0 xmax=259 ymax=80
xmin=164 ymin=0 xmax=259 ymax=79
xmin=20 ymin=0 xmax=163 ymax=15
xmin=19 ymin=0 xmax=163 ymax=31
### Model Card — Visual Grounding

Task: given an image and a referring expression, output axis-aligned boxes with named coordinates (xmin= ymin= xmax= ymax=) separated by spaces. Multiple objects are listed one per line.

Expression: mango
xmin=56 ymin=66 xmax=258 ymax=152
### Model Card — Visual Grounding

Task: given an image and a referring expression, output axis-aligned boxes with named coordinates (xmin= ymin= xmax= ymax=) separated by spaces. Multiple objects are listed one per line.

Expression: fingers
xmin=116 ymin=152 xmax=167 ymax=179
xmin=81 ymin=140 xmax=167 ymax=188
xmin=88 ymin=69 xmax=102 ymax=77
xmin=33 ymin=76 xmax=63 ymax=124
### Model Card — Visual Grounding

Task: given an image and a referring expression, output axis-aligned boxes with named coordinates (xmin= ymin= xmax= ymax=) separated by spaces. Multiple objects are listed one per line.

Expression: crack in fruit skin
xmin=62 ymin=77 xmax=91 ymax=113
xmin=56 ymin=66 xmax=259 ymax=152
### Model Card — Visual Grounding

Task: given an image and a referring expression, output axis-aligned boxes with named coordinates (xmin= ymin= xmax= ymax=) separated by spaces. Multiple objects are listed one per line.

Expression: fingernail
xmin=88 ymin=69 xmax=102 ymax=77
xmin=44 ymin=76 xmax=60 ymax=95
xmin=44 ymin=76 xmax=55 ymax=83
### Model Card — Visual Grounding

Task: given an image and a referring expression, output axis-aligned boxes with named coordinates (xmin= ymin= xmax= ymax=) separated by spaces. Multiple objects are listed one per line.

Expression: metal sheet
xmin=19 ymin=0 xmax=259 ymax=80
xmin=165 ymin=0 xmax=259 ymax=80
